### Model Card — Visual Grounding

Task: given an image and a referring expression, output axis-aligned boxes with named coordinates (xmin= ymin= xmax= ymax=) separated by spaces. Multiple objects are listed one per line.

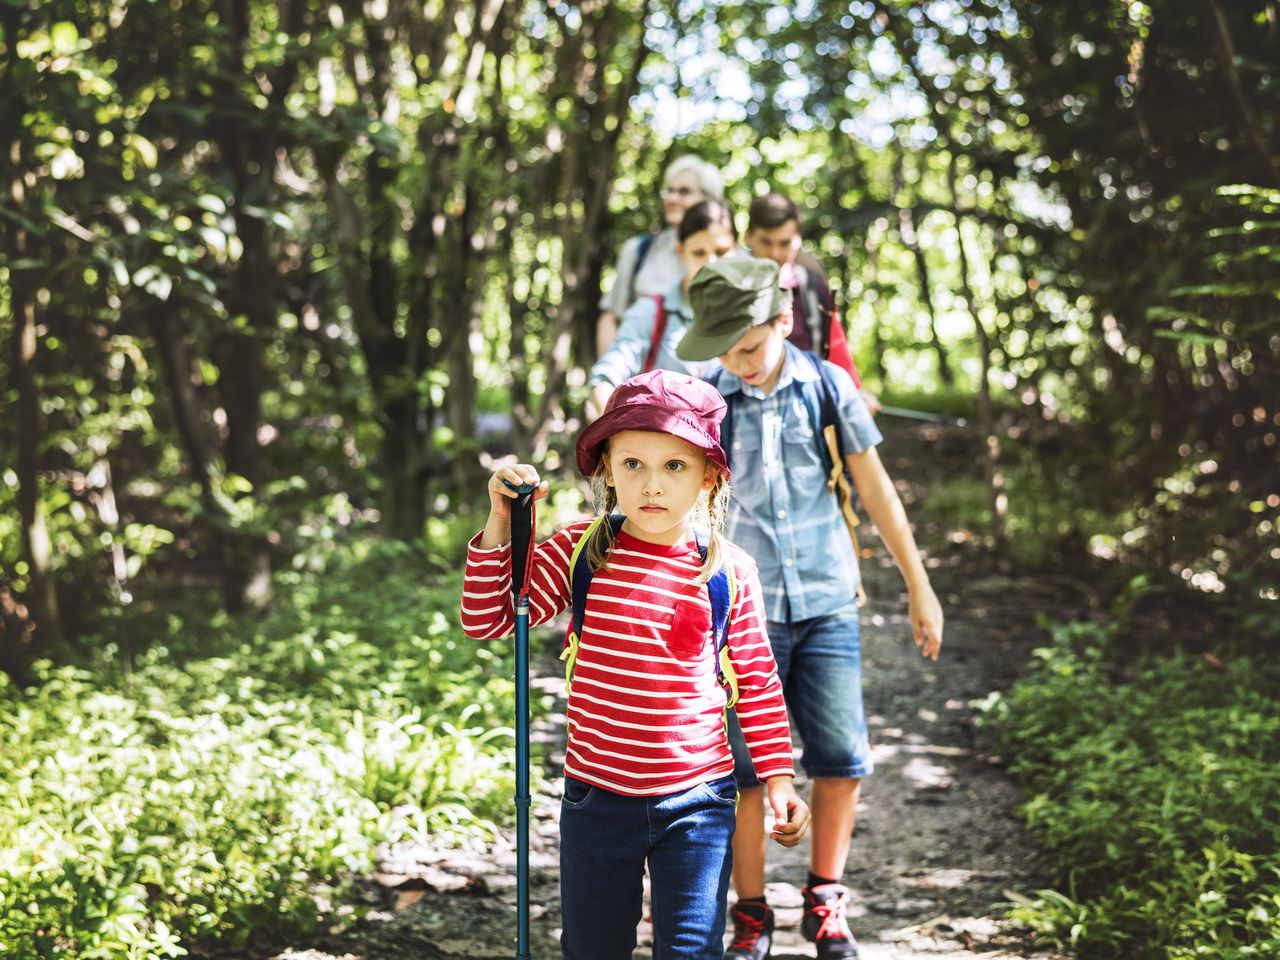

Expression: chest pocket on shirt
xmin=782 ymin=399 xmax=825 ymax=482
xmin=668 ymin=598 xmax=711 ymax=660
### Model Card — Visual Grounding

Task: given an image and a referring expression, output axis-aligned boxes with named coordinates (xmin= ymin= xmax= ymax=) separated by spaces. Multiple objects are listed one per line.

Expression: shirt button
xmin=733 ymin=442 xmax=742 ymax=450
xmin=777 ymin=509 xmax=787 ymax=519
xmin=784 ymin=559 xmax=794 ymax=567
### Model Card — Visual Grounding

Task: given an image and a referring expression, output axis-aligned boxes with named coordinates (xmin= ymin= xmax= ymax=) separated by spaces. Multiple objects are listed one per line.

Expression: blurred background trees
xmin=2 ymin=0 xmax=1276 ymax=664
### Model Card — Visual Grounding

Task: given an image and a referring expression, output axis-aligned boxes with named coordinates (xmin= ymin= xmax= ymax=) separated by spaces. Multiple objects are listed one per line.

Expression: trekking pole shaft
xmin=515 ymin=605 xmax=531 ymax=960
xmin=878 ymin=405 xmax=967 ymax=426
xmin=506 ymin=481 xmax=535 ymax=960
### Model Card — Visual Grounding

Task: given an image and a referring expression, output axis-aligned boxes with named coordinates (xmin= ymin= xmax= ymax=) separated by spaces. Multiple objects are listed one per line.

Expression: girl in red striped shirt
xmin=461 ymin=369 xmax=810 ymax=960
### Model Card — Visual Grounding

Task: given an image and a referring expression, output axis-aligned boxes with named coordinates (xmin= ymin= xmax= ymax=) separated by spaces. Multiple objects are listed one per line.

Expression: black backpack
xmin=626 ymin=233 xmax=657 ymax=306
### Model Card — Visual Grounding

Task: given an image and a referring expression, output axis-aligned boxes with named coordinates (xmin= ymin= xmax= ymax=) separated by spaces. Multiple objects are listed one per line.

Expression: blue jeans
xmin=729 ymin=605 xmax=873 ymax=786
xmin=559 ymin=776 xmax=738 ymax=960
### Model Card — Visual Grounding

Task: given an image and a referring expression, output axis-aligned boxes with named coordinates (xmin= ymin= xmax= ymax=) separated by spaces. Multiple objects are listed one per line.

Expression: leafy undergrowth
xmin=0 ymin=539 xmax=526 ymax=958
xmin=982 ymin=619 xmax=1280 ymax=959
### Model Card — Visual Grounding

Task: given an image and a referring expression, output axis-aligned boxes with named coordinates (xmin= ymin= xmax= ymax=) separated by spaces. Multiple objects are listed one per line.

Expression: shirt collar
xmin=716 ymin=340 xmax=816 ymax=399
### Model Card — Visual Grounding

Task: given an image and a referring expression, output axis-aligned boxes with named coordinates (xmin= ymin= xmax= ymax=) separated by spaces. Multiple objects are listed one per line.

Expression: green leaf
xmin=125 ymin=134 xmax=159 ymax=169
xmin=196 ymin=194 xmax=227 ymax=215
xmin=50 ymin=21 xmax=79 ymax=55
xmin=1154 ymin=329 xmax=1220 ymax=345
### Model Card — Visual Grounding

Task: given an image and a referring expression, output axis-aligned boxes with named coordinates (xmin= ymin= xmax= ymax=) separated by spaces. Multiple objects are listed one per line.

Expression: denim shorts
xmin=728 ymin=603 xmax=873 ymax=786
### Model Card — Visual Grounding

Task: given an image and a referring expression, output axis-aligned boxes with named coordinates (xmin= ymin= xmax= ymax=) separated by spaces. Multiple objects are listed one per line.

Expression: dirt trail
xmin=229 ymin=422 xmax=1079 ymax=960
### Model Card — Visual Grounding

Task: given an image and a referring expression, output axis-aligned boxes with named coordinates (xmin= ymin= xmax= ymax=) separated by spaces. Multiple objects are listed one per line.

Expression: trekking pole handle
xmin=504 ymin=480 xmax=537 ymax=598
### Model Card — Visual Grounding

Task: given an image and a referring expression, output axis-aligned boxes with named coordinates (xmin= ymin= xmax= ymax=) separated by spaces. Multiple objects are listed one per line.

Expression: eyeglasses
xmin=662 ymin=185 xmax=701 ymax=198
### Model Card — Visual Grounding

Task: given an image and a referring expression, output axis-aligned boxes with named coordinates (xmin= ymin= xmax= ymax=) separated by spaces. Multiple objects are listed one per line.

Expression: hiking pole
xmin=504 ymin=479 xmax=537 ymax=960
xmin=877 ymin=405 xmax=968 ymax=427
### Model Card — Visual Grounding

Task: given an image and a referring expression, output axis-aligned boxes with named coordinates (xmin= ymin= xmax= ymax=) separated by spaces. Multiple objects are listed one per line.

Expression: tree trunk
xmin=891 ymin=153 xmax=953 ymax=386
xmin=526 ymin=7 xmax=648 ymax=457
xmin=209 ymin=0 xmax=294 ymax=609
xmin=1206 ymin=0 xmax=1280 ymax=185
xmin=897 ymin=201 xmax=954 ymax=387
xmin=861 ymin=219 xmax=887 ymax=382
xmin=0 ymin=574 xmax=37 ymax=681
xmin=947 ymin=154 xmax=1007 ymax=551
xmin=4 ymin=110 xmax=65 ymax=657
xmin=382 ymin=394 xmax=430 ymax=539
xmin=147 ymin=310 xmax=221 ymax=506
xmin=9 ymin=272 xmax=66 ymax=655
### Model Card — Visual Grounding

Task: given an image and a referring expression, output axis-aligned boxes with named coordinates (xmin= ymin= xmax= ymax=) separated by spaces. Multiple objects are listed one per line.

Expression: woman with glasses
xmin=596 ymin=155 xmax=725 ymax=356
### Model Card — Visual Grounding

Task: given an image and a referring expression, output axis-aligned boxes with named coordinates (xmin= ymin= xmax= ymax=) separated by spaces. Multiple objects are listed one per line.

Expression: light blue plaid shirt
xmin=719 ymin=342 xmax=883 ymax=623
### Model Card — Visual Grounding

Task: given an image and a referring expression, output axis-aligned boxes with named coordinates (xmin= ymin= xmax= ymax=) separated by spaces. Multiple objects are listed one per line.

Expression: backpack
xmin=793 ymin=264 xmax=828 ymax=355
xmin=792 ymin=266 xmax=857 ymax=379
xmin=710 ymin=351 xmax=866 ymax=602
xmin=626 ymin=233 xmax=658 ymax=307
xmin=560 ymin=514 xmax=740 ymax=708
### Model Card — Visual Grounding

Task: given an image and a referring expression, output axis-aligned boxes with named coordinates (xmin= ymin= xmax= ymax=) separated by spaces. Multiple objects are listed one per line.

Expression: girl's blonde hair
xmin=586 ymin=449 xmax=731 ymax=585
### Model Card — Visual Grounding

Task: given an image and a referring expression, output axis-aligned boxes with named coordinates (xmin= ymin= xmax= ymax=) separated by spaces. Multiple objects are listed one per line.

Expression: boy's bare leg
xmin=809 ymin=778 xmax=861 ymax=880
xmin=731 ymin=785 xmax=768 ymax=898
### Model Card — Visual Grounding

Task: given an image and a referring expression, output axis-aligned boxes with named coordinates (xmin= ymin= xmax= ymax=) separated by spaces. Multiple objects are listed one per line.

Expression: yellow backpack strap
xmin=713 ymin=560 xmax=740 ymax=710
xmin=824 ymin=423 xmax=867 ymax=606
xmin=560 ymin=517 xmax=604 ymax=691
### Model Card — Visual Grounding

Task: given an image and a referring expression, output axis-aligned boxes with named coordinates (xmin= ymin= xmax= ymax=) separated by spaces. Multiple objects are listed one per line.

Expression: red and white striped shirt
xmin=460 ymin=520 xmax=795 ymax=796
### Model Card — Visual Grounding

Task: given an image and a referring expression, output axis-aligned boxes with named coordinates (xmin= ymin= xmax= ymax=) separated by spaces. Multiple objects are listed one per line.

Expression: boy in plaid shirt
xmin=678 ymin=258 xmax=945 ymax=960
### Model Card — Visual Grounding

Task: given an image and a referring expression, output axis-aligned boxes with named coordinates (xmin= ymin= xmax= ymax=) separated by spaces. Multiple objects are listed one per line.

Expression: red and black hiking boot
xmin=724 ymin=900 xmax=773 ymax=960
xmin=801 ymin=884 xmax=860 ymax=959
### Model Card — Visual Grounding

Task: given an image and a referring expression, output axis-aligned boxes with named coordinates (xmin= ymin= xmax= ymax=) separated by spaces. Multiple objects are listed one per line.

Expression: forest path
xmin=221 ymin=421 xmax=1082 ymax=960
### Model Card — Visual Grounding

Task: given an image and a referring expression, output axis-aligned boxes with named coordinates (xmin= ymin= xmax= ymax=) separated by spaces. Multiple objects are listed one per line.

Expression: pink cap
xmin=576 ymin=370 xmax=730 ymax=478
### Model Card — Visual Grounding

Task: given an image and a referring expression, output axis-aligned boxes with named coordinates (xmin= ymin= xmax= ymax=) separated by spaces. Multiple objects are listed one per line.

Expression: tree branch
xmin=1207 ymin=0 xmax=1280 ymax=185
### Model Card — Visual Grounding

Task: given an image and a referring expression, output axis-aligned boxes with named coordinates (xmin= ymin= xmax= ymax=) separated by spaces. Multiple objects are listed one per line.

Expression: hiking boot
xmin=724 ymin=900 xmax=773 ymax=959
xmin=801 ymin=884 xmax=860 ymax=959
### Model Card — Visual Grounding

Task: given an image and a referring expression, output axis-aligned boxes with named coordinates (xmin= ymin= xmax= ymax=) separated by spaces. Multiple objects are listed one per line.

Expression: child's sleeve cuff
xmin=466 ymin=530 xmax=512 ymax=555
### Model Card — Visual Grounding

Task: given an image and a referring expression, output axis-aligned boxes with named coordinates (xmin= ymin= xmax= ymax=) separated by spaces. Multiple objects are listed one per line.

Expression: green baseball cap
xmin=676 ymin=257 xmax=786 ymax=361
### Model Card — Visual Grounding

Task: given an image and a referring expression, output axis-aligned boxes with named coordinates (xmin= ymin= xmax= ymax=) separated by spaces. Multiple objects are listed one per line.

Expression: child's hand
xmin=487 ymin=463 xmax=550 ymax=521
xmin=765 ymin=777 xmax=810 ymax=848
xmin=478 ymin=464 xmax=550 ymax=549
xmin=909 ymin=583 xmax=944 ymax=660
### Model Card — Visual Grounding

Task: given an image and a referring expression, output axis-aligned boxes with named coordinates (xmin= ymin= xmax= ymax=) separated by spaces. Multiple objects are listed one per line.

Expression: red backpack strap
xmin=641 ymin=295 xmax=667 ymax=374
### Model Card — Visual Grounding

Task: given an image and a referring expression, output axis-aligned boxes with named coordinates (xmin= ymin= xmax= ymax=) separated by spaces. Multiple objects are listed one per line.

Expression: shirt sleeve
xmin=826 ymin=361 xmax=883 ymax=454
xmin=724 ymin=553 xmax=795 ymax=781
xmin=598 ymin=236 xmax=643 ymax=316
xmin=460 ymin=523 xmax=588 ymax=640
xmin=588 ymin=295 xmax=659 ymax=388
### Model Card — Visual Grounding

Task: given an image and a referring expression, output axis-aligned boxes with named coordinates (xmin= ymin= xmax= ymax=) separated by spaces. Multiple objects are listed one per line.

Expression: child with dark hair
xmin=746 ymin=193 xmax=878 ymax=413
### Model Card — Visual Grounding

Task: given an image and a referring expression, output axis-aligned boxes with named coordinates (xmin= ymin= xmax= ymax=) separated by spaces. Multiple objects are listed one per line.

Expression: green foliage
xmin=911 ymin=436 xmax=1114 ymax=568
xmin=3 ymin=1 xmax=1277 ymax=949
xmin=982 ymin=621 xmax=1280 ymax=958
xmin=0 ymin=540 xmax=532 ymax=958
